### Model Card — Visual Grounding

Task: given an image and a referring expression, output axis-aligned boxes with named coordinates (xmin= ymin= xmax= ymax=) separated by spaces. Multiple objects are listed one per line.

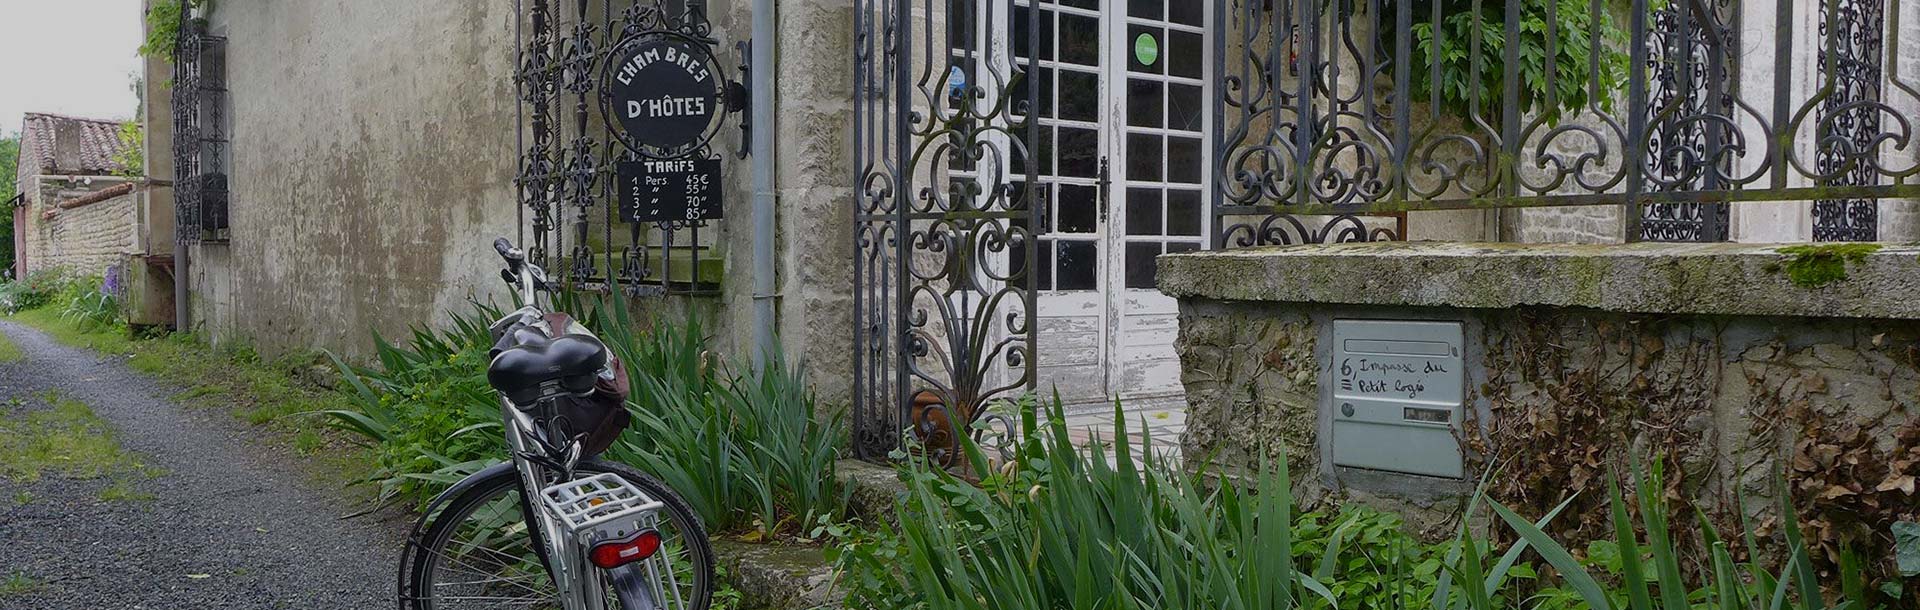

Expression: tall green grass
xmin=323 ymin=304 xmax=504 ymax=507
xmin=588 ymin=300 xmax=848 ymax=536
xmin=324 ymin=299 xmax=848 ymax=536
xmin=834 ymin=397 xmax=1902 ymax=610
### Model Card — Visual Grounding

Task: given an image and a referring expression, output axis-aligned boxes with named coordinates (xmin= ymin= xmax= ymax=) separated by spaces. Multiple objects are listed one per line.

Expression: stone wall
xmin=1162 ymin=242 xmax=1920 ymax=549
xmin=20 ymin=182 xmax=138 ymax=277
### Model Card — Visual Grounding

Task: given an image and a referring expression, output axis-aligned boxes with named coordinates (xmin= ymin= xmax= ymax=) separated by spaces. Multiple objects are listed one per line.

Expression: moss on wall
xmin=1771 ymin=243 xmax=1882 ymax=289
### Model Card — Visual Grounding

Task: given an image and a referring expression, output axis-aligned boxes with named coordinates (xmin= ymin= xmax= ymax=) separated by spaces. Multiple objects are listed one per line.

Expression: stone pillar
xmin=771 ymin=0 xmax=858 ymax=406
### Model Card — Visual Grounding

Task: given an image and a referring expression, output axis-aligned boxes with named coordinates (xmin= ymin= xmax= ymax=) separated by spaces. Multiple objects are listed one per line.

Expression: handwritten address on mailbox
xmin=1336 ymin=357 xmax=1450 ymax=400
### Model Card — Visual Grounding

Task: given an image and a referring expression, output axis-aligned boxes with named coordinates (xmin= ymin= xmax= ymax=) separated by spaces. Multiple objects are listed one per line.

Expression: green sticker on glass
xmin=1134 ymin=32 xmax=1159 ymax=66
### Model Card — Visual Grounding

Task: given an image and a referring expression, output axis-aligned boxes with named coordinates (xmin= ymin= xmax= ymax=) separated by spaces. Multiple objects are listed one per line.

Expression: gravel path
xmin=0 ymin=320 xmax=405 ymax=609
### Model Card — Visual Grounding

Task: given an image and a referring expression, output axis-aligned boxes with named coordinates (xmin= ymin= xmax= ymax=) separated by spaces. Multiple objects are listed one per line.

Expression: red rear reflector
xmin=589 ymin=530 xmax=663 ymax=569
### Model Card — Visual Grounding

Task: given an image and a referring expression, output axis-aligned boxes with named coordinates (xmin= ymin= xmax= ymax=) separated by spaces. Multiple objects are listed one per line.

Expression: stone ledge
xmin=1157 ymin=241 xmax=1920 ymax=319
xmin=714 ymin=539 xmax=842 ymax=610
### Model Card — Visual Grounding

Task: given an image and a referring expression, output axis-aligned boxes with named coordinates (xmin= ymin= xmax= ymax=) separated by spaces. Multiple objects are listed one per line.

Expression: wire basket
xmin=538 ymin=472 xmax=666 ymax=543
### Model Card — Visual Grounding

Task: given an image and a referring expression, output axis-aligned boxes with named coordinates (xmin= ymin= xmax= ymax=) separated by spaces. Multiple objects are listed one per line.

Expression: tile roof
xmin=20 ymin=112 xmax=134 ymax=176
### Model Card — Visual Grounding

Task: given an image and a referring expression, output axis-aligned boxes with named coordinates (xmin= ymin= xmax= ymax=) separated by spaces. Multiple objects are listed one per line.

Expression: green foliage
xmin=57 ymin=275 xmax=122 ymax=331
xmin=1397 ymin=0 xmax=1631 ymax=124
xmin=0 ymin=332 xmax=16 ymax=364
xmin=0 ymin=268 xmax=76 ymax=313
xmin=1773 ymin=243 xmax=1881 ymax=289
xmin=835 ymin=399 xmax=1904 ymax=610
xmin=832 ymin=398 xmax=1348 ymax=610
xmin=113 ymin=122 xmax=144 ymax=178
xmin=0 ymin=571 xmax=37 ymax=596
xmin=1895 ymin=521 xmax=1919 ymax=578
xmin=323 ymin=298 xmax=848 ymax=534
xmin=140 ymin=0 xmax=206 ymax=62
xmin=0 ymin=392 xmax=152 ymax=485
xmin=323 ymin=303 xmax=504 ymax=507
xmin=1 ymin=133 xmax=17 ymax=274
xmin=586 ymin=299 xmax=848 ymax=536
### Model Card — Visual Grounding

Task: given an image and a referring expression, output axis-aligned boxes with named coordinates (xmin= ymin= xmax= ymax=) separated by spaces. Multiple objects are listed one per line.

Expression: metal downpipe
xmin=749 ymin=0 xmax=777 ymax=368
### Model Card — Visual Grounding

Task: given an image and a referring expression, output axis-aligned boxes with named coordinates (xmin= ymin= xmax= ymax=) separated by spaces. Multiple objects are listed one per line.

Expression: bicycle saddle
xmin=488 ymin=333 xmax=610 ymax=407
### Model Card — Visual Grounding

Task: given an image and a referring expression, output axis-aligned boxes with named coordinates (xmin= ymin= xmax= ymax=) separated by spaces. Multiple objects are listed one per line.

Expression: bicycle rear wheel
xmin=403 ymin=460 xmax=714 ymax=610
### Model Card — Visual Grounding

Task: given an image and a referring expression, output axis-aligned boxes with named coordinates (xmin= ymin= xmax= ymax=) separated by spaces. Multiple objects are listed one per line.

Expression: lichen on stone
xmin=1773 ymin=243 xmax=1881 ymax=289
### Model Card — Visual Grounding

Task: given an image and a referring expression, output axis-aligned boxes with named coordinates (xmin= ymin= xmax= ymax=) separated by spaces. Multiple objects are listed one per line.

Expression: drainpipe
xmin=749 ymin=0 xmax=776 ymax=368
xmin=174 ymin=240 xmax=189 ymax=331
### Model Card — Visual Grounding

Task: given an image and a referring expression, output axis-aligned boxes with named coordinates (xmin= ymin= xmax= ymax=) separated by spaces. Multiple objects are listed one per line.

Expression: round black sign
xmin=600 ymin=33 xmax=727 ymax=159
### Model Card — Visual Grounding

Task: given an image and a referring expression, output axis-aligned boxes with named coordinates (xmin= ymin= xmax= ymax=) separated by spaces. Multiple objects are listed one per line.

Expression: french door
xmin=1012 ymin=0 xmax=1209 ymax=408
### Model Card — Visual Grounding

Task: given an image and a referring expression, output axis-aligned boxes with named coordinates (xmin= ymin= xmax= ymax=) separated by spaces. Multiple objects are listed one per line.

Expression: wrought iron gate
xmin=514 ymin=0 xmax=736 ymax=297
xmin=852 ymin=0 xmax=1040 ymax=460
xmin=851 ymin=0 xmax=1919 ymax=459
xmin=1641 ymin=0 xmax=1735 ymax=242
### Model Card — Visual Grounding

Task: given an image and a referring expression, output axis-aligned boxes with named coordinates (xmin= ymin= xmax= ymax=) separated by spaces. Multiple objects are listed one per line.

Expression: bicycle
xmin=398 ymin=238 xmax=714 ymax=610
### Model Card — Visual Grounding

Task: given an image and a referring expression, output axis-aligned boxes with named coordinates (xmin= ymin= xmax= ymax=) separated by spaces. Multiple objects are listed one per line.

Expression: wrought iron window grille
xmin=172 ymin=8 xmax=229 ymax=245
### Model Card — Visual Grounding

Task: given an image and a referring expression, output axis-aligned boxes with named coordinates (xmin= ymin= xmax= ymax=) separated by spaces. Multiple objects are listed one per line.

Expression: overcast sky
xmin=0 ymin=0 xmax=145 ymax=136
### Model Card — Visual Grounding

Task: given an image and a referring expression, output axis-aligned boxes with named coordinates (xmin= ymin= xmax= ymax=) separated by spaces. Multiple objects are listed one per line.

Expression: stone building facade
xmin=149 ymin=0 xmax=1920 ymax=415
xmin=158 ymin=0 xmax=859 ymax=405
xmin=11 ymin=113 xmax=141 ymax=279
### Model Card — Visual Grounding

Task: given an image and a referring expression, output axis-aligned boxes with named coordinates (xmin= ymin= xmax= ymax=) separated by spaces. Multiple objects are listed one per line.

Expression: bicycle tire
xmin=402 ymin=459 xmax=715 ymax=610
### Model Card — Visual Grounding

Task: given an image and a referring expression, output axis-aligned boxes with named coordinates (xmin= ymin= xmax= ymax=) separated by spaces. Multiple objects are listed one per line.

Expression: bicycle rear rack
xmin=538 ymin=472 xmax=666 ymax=543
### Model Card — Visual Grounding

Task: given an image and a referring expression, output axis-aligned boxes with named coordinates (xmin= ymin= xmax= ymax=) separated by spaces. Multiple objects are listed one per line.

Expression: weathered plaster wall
xmin=701 ymin=0 xmax=856 ymax=404
xmin=190 ymin=1 xmax=522 ymax=356
xmin=180 ymin=0 xmax=858 ymax=405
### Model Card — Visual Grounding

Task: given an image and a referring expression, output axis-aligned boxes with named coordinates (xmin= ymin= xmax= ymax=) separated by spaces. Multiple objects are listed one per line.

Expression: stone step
xmin=714 ymin=539 xmax=841 ymax=610
xmin=709 ymin=459 xmax=906 ymax=610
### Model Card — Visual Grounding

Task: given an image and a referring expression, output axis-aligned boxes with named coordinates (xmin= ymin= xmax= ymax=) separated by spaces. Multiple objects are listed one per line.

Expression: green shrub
xmin=833 ymin=398 xmax=1352 ymax=610
xmin=0 ymin=268 xmax=74 ymax=313
xmin=589 ymin=300 xmax=848 ymax=536
xmin=832 ymin=398 xmax=1903 ymax=610
xmin=325 ymin=298 xmax=848 ymax=535
xmin=323 ymin=304 xmax=503 ymax=507
xmin=57 ymin=275 xmax=121 ymax=330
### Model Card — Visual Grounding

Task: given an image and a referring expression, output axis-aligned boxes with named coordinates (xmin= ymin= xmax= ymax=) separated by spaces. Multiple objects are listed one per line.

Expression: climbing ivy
xmin=113 ymin=123 xmax=144 ymax=178
xmin=139 ymin=0 xmax=208 ymax=63
xmin=1 ymin=133 xmax=17 ymax=274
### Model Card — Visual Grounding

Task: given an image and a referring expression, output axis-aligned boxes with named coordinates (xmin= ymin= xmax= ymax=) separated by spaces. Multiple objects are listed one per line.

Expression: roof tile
xmin=21 ymin=112 xmax=134 ymax=176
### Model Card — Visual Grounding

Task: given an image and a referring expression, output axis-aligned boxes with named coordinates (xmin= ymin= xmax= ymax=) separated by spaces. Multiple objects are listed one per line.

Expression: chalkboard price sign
xmin=618 ymin=157 xmax=724 ymax=224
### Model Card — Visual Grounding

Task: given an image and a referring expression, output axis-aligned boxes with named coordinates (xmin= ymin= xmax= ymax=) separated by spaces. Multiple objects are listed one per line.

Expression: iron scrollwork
xmin=515 ymin=0 xmax=728 ymax=298
xmin=1640 ymin=0 xmax=1735 ymax=242
xmin=1206 ymin=0 xmax=1918 ymax=238
xmin=172 ymin=3 xmax=229 ymax=245
xmin=1813 ymin=0 xmax=1886 ymax=242
xmin=853 ymin=0 xmax=1038 ymax=462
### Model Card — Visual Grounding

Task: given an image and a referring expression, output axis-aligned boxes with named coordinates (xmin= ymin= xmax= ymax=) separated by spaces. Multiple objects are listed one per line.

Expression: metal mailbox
xmin=1327 ymin=319 xmax=1466 ymax=479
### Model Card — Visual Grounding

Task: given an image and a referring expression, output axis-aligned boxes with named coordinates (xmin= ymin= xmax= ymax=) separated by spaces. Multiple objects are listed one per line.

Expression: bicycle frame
xmin=491 ymin=241 xmax=614 ymax=610
xmin=503 ymin=393 xmax=612 ymax=610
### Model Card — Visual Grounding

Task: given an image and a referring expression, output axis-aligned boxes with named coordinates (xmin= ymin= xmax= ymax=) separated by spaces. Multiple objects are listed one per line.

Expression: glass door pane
xmin=1107 ymin=0 xmax=1205 ymax=400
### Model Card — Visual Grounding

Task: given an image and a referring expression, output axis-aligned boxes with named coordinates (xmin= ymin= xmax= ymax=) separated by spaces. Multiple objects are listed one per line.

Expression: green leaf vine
xmin=139 ymin=0 xmax=209 ymax=63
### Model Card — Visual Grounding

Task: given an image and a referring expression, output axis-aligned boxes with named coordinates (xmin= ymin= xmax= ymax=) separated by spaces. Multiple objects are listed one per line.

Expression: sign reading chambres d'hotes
xmin=602 ymin=34 xmax=726 ymax=158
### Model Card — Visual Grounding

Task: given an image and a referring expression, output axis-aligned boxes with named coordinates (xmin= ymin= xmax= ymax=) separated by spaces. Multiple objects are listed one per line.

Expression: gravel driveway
xmin=0 ymin=321 xmax=404 ymax=609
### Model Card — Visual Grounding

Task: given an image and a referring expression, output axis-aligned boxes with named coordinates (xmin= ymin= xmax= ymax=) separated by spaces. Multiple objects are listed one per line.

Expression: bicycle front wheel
xmin=403 ymin=460 xmax=715 ymax=610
